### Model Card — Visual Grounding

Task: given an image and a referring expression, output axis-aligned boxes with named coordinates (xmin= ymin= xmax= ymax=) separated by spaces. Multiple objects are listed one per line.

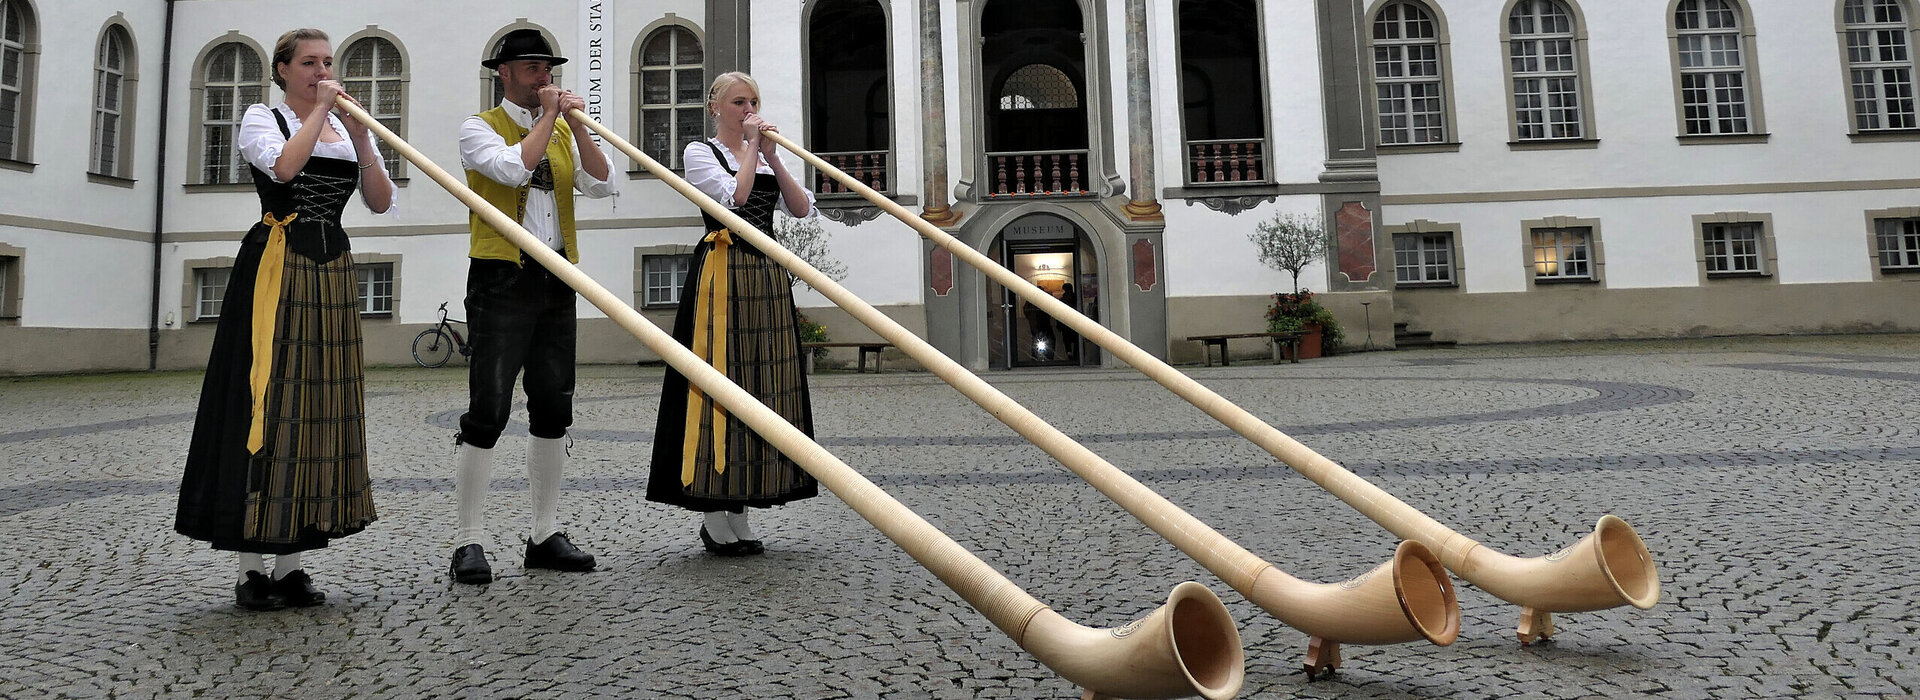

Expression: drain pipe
xmin=148 ymin=0 xmax=177 ymax=370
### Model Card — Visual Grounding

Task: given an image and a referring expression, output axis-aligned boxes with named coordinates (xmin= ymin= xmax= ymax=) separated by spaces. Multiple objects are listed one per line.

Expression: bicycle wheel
xmin=412 ymin=328 xmax=456 ymax=368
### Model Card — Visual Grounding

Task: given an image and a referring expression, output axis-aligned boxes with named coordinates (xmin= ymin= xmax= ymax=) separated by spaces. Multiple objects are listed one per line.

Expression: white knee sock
xmin=454 ymin=443 xmax=495 ymax=548
xmin=527 ymin=436 xmax=567 ymax=544
xmin=238 ymin=553 xmax=267 ymax=583
xmin=703 ymin=511 xmax=738 ymax=544
xmin=273 ymin=553 xmax=302 ymax=579
xmin=725 ymin=509 xmax=756 ymax=541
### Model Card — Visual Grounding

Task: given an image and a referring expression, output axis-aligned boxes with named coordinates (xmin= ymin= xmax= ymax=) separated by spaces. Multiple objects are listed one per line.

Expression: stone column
xmin=706 ymin=0 xmax=750 ymax=76
xmin=920 ymin=0 xmax=959 ymax=225
xmin=1121 ymin=0 xmax=1163 ymax=221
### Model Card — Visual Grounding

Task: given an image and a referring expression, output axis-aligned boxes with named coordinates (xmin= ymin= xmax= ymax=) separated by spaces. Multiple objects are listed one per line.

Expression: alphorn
xmin=333 ymin=98 xmax=1244 ymax=700
xmin=767 ymin=131 xmax=1659 ymax=644
xmin=569 ymin=112 xmax=1458 ymax=676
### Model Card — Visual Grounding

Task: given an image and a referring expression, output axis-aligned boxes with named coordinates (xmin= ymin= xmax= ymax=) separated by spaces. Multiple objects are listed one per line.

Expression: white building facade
xmin=0 ymin=0 xmax=1914 ymax=375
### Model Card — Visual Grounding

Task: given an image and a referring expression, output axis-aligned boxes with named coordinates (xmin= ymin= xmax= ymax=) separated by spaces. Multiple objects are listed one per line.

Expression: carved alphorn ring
xmin=562 ymin=112 xmax=1458 ymax=675
xmin=332 ymin=97 xmax=1243 ymax=699
xmin=762 ymin=130 xmax=1658 ymax=645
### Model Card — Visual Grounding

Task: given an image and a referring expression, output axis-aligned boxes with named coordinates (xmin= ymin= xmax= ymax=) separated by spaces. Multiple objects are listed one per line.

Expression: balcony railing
xmin=1186 ymin=139 xmax=1266 ymax=185
xmin=812 ymin=150 xmax=890 ymax=194
xmin=985 ymin=150 xmax=1091 ymax=199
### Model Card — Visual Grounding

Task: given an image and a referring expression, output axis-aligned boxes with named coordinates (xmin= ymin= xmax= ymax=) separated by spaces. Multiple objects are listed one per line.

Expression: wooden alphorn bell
xmin=562 ymin=112 xmax=1460 ymax=678
xmin=763 ymin=130 xmax=1659 ymax=646
xmin=332 ymin=97 xmax=1243 ymax=699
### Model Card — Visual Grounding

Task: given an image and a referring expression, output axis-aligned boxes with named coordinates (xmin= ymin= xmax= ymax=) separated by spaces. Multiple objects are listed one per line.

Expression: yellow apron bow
xmin=246 ymin=212 xmax=298 ymax=454
xmin=682 ymin=229 xmax=734 ymax=486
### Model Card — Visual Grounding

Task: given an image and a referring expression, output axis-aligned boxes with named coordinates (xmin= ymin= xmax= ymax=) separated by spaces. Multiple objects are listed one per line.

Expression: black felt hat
xmin=483 ymin=29 xmax=568 ymax=69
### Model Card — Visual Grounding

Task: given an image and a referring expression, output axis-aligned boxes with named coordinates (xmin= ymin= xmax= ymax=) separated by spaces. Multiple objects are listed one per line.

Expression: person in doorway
xmin=647 ymin=72 xmax=819 ymax=556
xmin=446 ymin=28 xmax=615 ymax=584
xmin=1056 ymin=282 xmax=1079 ymax=361
xmin=175 ymin=27 xmax=395 ymax=610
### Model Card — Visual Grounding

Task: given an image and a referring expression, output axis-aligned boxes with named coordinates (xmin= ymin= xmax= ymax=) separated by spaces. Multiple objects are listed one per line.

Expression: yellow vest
xmin=467 ymin=106 xmax=579 ymax=264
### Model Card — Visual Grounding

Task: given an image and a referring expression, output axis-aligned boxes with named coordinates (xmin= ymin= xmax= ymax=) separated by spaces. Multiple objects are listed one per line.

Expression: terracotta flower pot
xmin=1298 ymin=323 xmax=1324 ymax=360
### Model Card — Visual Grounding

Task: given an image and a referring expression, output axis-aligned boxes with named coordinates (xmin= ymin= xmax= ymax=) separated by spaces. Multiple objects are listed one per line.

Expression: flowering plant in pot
xmin=1264 ymin=289 xmax=1343 ymax=359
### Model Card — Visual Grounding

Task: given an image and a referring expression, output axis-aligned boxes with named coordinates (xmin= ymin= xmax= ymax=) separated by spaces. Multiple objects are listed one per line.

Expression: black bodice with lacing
xmin=246 ymin=108 xmax=360 ymax=264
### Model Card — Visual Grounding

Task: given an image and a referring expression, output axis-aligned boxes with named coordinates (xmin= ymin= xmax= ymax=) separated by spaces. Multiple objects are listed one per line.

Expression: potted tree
xmin=1248 ymin=211 xmax=1342 ymax=358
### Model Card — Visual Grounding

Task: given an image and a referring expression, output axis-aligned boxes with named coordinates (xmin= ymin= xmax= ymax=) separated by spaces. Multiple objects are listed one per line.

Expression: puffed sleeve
xmin=238 ymin=104 xmax=288 ymax=182
xmin=682 ymin=139 xmax=739 ymax=208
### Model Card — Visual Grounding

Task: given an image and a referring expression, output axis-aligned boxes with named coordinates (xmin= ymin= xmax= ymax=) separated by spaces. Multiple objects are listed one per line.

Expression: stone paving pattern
xmin=1 ymin=335 xmax=1916 ymax=698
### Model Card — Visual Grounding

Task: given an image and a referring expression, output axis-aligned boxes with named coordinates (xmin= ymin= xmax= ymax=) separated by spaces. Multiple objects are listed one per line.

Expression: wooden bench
xmin=1184 ymin=331 xmax=1306 ymax=366
xmin=801 ymin=342 xmax=894 ymax=373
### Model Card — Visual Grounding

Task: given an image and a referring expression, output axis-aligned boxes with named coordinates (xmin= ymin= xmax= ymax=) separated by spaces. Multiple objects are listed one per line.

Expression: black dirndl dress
xmin=175 ymin=109 xmax=377 ymax=554
xmin=647 ymin=141 xmax=819 ymax=511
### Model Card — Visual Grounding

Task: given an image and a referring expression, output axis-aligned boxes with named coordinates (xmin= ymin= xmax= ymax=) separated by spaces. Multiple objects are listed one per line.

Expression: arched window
xmin=1506 ymin=0 xmax=1589 ymax=140
xmin=1372 ymin=1 xmax=1450 ymax=145
xmin=1177 ymin=0 xmax=1267 ymax=184
xmin=0 ymin=0 xmax=37 ymax=162
xmin=637 ymin=25 xmax=703 ymax=170
xmin=1672 ymin=0 xmax=1760 ymax=135
xmin=342 ymin=35 xmax=406 ymax=175
xmin=999 ymin=65 xmax=1078 ymax=110
xmin=92 ymin=25 xmax=132 ymax=176
xmin=1841 ymin=0 xmax=1918 ymax=131
xmin=198 ymin=41 xmax=265 ymax=184
xmin=808 ymin=0 xmax=892 ymax=193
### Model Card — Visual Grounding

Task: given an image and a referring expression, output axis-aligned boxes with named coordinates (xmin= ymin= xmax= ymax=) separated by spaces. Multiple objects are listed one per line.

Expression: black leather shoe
xmin=524 ymin=532 xmax=595 ymax=572
xmin=273 ymin=570 xmax=326 ymax=607
xmin=699 ymin=525 xmax=760 ymax=557
xmin=235 ymin=570 xmax=286 ymax=611
xmin=449 ymin=544 xmax=493 ymax=584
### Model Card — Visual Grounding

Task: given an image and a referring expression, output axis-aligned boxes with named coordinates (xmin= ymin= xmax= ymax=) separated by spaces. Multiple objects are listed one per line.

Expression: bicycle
xmin=411 ymin=302 xmax=473 ymax=368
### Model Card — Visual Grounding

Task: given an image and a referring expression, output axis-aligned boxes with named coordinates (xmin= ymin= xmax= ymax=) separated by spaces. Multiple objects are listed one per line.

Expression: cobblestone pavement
xmin=2 ymin=334 xmax=1917 ymax=699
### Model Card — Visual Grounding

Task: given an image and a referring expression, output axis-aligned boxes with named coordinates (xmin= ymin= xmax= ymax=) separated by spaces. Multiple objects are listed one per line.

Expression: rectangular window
xmin=0 ymin=255 xmax=16 ymax=318
xmin=1530 ymin=227 xmax=1592 ymax=280
xmin=1879 ymin=217 xmax=1920 ymax=271
xmin=643 ymin=254 xmax=692 ymax=307
xmin=195 ymin=267 xmax=231 ymax=320
xmin=356 ymin=262 xmax=394 ymax=315
xmin=1393 ymin=232 xmax=1454 ymax=285
xmin=1703 ymin=222 xmax=1764 ymax=274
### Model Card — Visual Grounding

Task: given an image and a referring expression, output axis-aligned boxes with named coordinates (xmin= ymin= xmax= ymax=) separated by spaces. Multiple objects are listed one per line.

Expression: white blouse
xmin=237 ymin=104 xmax=395 ymax=214
xmin=681 ymin=137 xmax=815 ymax=217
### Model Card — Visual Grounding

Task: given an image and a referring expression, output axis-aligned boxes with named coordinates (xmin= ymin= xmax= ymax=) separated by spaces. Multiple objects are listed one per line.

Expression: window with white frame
xmin=1674 ymin=0 xmax=1755 ymax=136
xmin=1703 ymin=222 xmax=1765 ymax=274
xmin=1530 ymin=227 xmax=1593 ymax=280
xmin=356 ymin=262 xmax=394 ymax=315
xmin=1394 ymin=232 xmax=1455 ymax=284
xmin=342 ymin=36 xmax=405 ymax=175
xmin=1878 ymin=217 xmax=1920 ymax=270
xmin=1843 ymin=0 xmax=1917 ymax=131
xmin=200 ymin=42 xmax=264 ymax=184
xmin=642 ymin=254 xmax=692 ymax=307
xmin=1 ymin=0 xmax=34 ymax=161
xmin=195 ymin=267 xmax=232 ymax=320
xmin=92 ymin=26 xmax=130 ymax=176
xmin=1373 ymin=1 xmax=1448 ymax=145
xmin=1509 ymin=0 xmax=1583 ymax=140
xmin=638 ymin=26 xmax=703 ymax=170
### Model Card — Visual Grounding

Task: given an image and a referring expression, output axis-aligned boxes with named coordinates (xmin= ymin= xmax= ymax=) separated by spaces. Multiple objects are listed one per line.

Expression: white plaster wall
xmin=0 ymin=226 xmax=151 ymax=328
xmin=1381 ymin=1 xmax=1920 ymax=195
xmin=1264 ymin=0 xmax=1331 ymax=186
xmin=1164 ymin=195 xmax=1330 ymax=297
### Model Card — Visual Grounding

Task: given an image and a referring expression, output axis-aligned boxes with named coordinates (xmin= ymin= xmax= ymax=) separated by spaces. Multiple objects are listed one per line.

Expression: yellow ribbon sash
xmin=246 ymin=212 xmax=298 ymax=455
xmin=681 ymin=229 xmax=733 ymax=486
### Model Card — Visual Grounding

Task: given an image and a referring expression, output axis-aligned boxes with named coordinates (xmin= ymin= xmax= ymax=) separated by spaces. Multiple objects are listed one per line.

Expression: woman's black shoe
xmin=273 ymin=570 xmax=326 ymax=607
xmin=700 ymin=525 xmax=760 ymax=557
xmin=235 ymin=570 xmax=286 ymax=611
